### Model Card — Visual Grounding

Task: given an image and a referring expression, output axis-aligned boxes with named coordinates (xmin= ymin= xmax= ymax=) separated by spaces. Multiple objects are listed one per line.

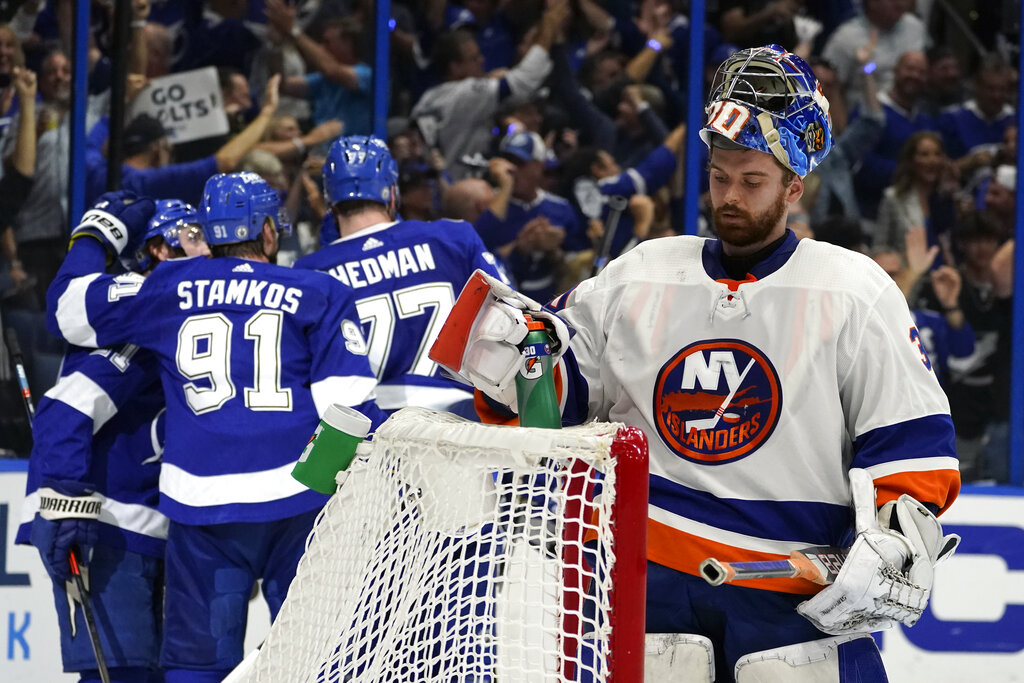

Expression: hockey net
xmin=232 ymin=407 xmax=648 ymax=683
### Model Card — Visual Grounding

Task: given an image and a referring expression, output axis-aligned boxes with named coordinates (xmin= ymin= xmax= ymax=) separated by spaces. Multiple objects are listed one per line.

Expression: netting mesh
xmin=236 ymin=408 xmax=631 ymax=683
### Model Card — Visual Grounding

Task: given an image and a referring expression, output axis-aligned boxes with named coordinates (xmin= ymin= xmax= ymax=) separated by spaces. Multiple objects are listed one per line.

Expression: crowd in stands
xmin=0 ymin=0 xmax=1018 ymax=484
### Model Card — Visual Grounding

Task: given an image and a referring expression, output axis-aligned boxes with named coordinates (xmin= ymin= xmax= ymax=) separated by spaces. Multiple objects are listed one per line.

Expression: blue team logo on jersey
xmin=653 ymin=339 xmax=782 ymax=464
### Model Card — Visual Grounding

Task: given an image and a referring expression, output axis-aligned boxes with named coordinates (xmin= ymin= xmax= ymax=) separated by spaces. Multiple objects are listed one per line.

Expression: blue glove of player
xmin=29 ymin=480 xmax=102 ymax=581
xmin=70 ymin=190 xmax=157 ymax=261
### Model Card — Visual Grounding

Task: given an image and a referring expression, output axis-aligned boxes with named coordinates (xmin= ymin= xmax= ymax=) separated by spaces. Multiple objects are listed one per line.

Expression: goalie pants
xmin=159 ymin=509 xmax=319 ymax=675
xmin=42 ymin=544 xmax=163 ymax=679
xmin=645 ymin=561 xmax=888 ymax=683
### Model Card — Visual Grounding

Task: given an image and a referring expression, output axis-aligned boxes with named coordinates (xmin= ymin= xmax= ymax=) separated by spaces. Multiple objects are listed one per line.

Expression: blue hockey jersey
xmin=47 ymin=241 xmax=384 ymax=525
xmin=16 ymin=344 xmax=168 ymax=557
xmin=294 ymin=218 xmax=509 ymax=412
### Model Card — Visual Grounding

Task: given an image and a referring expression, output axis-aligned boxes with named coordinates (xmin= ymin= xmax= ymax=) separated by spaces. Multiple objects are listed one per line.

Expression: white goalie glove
xmin=427 ymin=270 xmax=572 ymax=411
xmin=797 ymin=469 xmax=960 ymax=635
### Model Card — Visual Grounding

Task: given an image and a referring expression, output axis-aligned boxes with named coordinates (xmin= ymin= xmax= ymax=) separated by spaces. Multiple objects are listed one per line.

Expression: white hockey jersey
xmin=546 ymin=233 xmax=960 ymax=594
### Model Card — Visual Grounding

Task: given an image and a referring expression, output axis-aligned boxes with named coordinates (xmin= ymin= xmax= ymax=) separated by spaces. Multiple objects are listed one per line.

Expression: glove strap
xmin=72 ymin=209 xmax=131 ymax=255
xmin=37 ymin=488 xmax=103 ymax=521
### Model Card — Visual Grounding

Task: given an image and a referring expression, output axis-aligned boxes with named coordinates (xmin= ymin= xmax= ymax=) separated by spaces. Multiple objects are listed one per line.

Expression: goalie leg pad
xmin=645 ymin=633 xmax=715 ymax=683
xmin=734 ymin=634 xmax=887 ymax=683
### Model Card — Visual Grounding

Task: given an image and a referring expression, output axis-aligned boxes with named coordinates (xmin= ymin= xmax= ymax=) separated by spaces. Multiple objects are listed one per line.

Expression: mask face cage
xmin=709 ymin=45 xmax=820 ymax=121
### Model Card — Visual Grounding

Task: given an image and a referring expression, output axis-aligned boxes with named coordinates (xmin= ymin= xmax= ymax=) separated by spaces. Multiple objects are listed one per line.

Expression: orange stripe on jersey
xmin=647 ymin=519 xmax=825 ymax=595
xmin=474 ymin=362 xmax=566 ymax=426
xmin=873 ymin=468 xmax=961 ymax=515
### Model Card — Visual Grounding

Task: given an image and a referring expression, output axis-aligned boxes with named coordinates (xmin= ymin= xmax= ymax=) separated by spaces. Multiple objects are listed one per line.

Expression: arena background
xmin=1 ymin=1 xmax=1022 ymax=680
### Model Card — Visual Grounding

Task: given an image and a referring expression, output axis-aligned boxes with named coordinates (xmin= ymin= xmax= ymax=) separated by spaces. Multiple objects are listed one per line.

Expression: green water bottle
xmin=516 ymin=315 xmax=561 ymax=429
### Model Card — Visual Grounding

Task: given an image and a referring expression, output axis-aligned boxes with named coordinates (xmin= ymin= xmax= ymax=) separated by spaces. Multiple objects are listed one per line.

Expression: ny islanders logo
xmin=653 ymin=339 xmax=782 ymax=464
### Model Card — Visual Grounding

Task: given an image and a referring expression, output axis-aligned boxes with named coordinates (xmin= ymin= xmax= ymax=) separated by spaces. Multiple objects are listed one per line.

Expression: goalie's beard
xmin=712 ymin=185 xmax=789 ymax=249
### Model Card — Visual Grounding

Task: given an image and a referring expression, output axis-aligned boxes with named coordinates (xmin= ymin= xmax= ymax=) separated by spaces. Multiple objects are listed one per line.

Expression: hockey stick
xmin=69 ymin=548 xmax=111 ymax=683
xmin=699 ymin=546 xmax=847 ymax=586
xmin=589 ymin=194 xmax=628 ymax=278
xmin=4 ymin=327 xmax=34 ymax=426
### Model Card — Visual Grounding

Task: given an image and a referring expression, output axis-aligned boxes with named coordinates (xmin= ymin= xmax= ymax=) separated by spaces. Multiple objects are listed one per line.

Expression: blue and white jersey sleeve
xmin=842 ymin=272 xmax=959 ymax=511
xmin=308 ymin=276 xmax=387 ymax=427
xmin=17 ymin=344 xmax=167 ymax=557
xmin=596 ymin=145 xmax=677 ymax=198
xmin=47 ymin=238 xmax=148 ymax=350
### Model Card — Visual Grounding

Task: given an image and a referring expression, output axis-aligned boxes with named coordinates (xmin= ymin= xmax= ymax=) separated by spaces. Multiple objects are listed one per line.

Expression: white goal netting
xmin=231 ymin=407 xmax=648 ymax=683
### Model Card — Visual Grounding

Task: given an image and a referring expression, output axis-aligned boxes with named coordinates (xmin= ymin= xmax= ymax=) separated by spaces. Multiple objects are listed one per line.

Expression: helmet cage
xmin=702 ymin=44 xmax=832 ymax=177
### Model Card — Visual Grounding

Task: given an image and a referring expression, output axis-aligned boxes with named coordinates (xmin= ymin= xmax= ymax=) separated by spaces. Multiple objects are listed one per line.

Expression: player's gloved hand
xmin=29 ymin=480 xmax=103 ymax=581
xmin=428 ymin=269 xmax=572 ymax=411
xmin=797 ymin=469 xmax=960 ymax=634
xmin=70 ymin=190 xmax=157 ymax=261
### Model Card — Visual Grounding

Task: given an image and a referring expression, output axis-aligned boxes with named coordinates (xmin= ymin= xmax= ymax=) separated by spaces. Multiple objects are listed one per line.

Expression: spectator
xmin=937 ymin=57 xmax=1015 ymax=172
xmin=822 ymin=0 xmax=926 ymax=109
xmin=255 ymin=115 xmax=341 ymax=180
xmin=266 ymin=1 xmax=374 ymax=135
xmin=0 ymin=66 xmax=35 ymax=304
xmin=716 ymin=0 xmax=823 ymax=59
xmin=397 ymin=162 xmax=441 ymax=222
xmin=921 ymin=45 xmax=966 ymax=117
xmin=0 ymin=51 xmax=75 ymax=310
xmin=85 ymin=75 xmax=284 ymax=208
xmin=807 ymin=43 xmax=885 ymax=226
xmin=563 ymin=123 xmax=683 ymax=259
xmin=442 ymin=176 xmax=495 ymax=223
xmin=172 ymin=0 xmax=265 ymax=74
xmin=141 ymin=22 xmax=173 ymax=79
xmin=411 ymin=0 xmax=567 ymax=180
xmin=981 ymin=165 xmax=1016 ymax=241
xmin=985 ymin=237 xmax=1014 ymax=482
xmin=461 ymin=0 xmax=517 ymax=73
xmin=474 ymin=131 xmax=579 ymax=302
xmin=871 ymin=228 xmax=975 ymax=388
xmin=875 ymin=131 xmax=957 ymax=265
xmin=945 ymin=212 xmax=1008 ymax=482
xmin=852 ymin=50 xmax=934 ymax=218
xmin=0 ymin=23 xmax=25 ymax=142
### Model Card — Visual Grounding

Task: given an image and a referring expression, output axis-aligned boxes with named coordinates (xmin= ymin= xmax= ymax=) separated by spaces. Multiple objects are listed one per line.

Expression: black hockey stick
xmin=4 ymin=327 xmax=34 ymax=426
xmin=589 ymin=194 xmax=629 ymax=278
xmin=69 ymin=548 xmax=111 ymax=683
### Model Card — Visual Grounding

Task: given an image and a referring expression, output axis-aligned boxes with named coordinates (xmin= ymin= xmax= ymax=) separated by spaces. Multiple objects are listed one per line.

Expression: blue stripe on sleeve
xmin=559 ymin=348 xmax=591 ymax=427
xmin=851 ymin=413 xmax=957 ymax=469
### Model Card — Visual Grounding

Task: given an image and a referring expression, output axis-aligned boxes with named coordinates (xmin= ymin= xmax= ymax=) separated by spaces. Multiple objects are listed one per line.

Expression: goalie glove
xmin=797 ymin=469 xmax=960 ymax=635
xmin=428 ymin=269 xmax=572 ymax=411
xmin=71 ymin=190 xmax=157 ymax=264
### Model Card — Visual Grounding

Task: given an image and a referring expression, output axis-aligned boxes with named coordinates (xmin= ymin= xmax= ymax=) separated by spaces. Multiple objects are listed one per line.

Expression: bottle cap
xmin=526 ymin=319 xmax=545 ymax=331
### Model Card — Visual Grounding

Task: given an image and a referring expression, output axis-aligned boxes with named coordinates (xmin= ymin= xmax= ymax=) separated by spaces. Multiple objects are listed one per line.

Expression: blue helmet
xmin=131 ymin=198 xmax=199 ymax=272
xmin=199 ymin=172 xmax=290 ymax=246
xmin=700 ymin=44 xmax=832 ymax=177
xmin=323 ymin=135 xmax=398 ymax=207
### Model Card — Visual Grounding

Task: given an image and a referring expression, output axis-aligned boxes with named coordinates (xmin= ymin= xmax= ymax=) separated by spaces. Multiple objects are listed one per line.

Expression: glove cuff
xmin=37 ymin=487 xmax=103 ymax=521
xmin=72 ymin=208 xmax=131 ymax=255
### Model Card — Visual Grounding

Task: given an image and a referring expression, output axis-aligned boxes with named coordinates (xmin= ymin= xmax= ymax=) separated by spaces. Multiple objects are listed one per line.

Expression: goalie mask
xmin=701 ymin=44 xmax=832 ymax=177
xmin=200 ymin=172 xmax=291 ymax=246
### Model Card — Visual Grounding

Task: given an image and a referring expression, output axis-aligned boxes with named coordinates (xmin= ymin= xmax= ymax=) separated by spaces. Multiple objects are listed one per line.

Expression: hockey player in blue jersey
xmin=46 ymin=178 xmax=385 ymax=682
xmin=18 ymin=195 xmax=186 ymax=683
xmin=295 ymin=135 xmax=510 ymax=419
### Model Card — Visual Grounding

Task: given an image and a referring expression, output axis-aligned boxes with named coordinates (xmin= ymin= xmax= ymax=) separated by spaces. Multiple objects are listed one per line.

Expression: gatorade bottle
xmin=516 ymin=315 xmax=561 ymax=429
